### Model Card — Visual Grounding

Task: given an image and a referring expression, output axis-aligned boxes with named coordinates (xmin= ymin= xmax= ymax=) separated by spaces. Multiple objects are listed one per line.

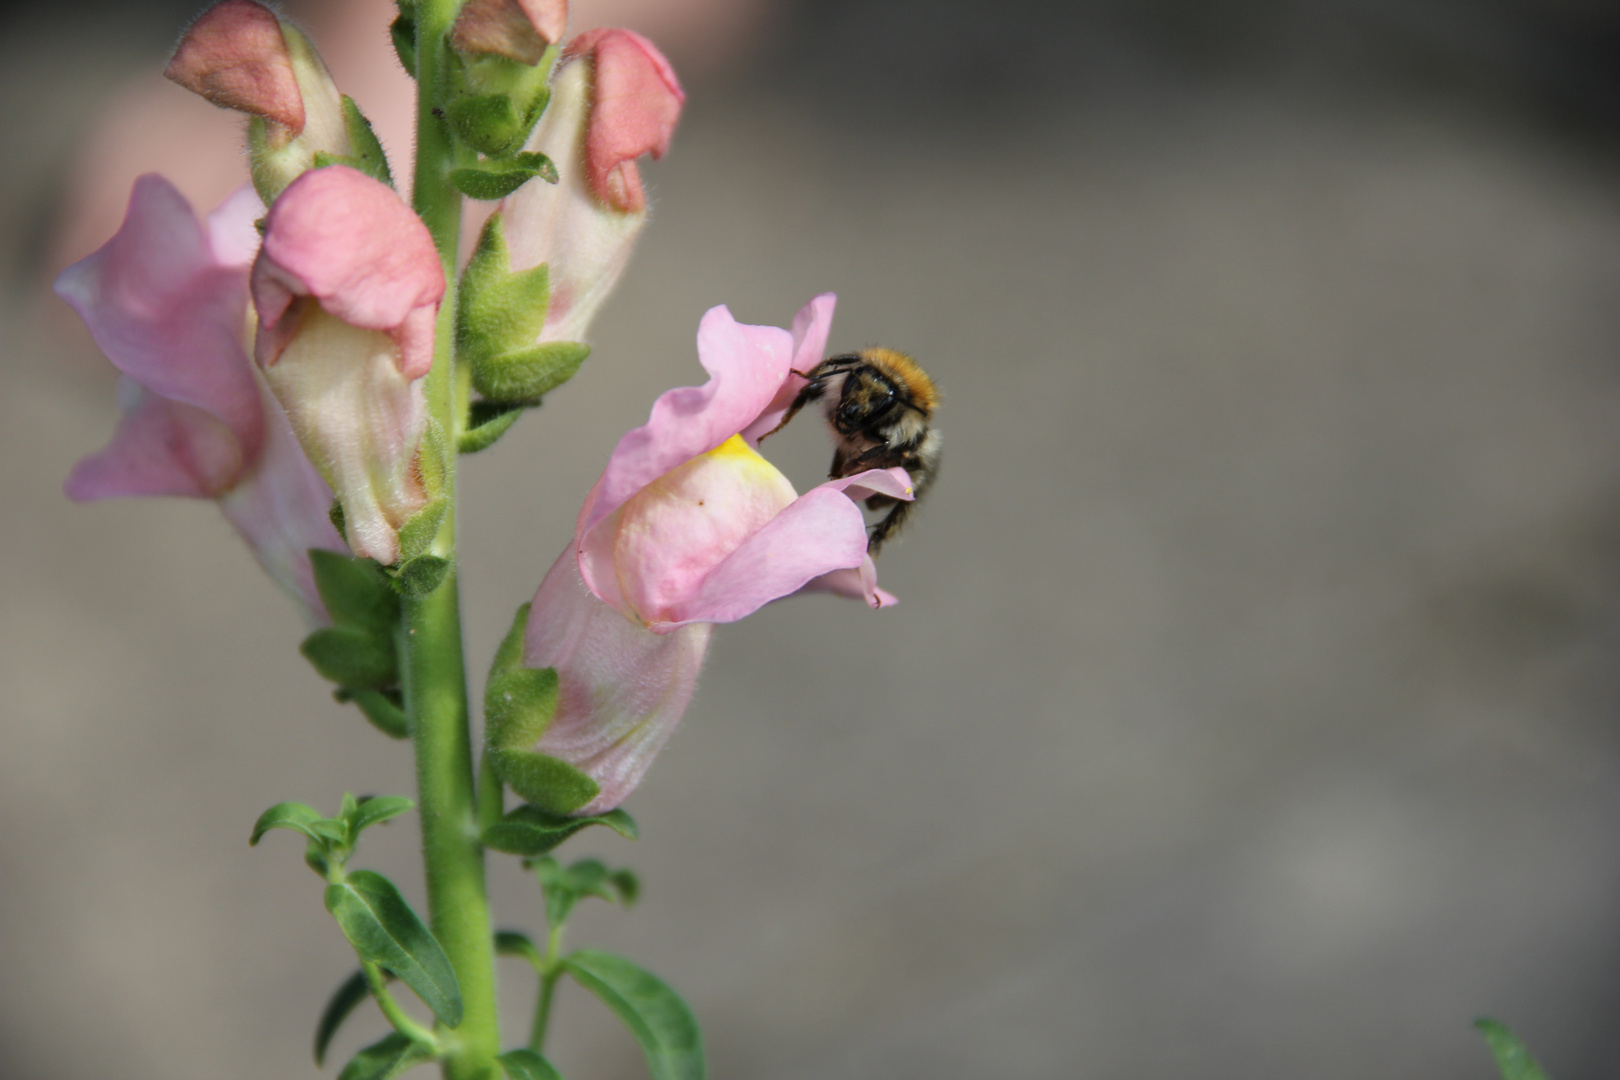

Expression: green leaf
xmin=498 ymin=1049 xmax=563 ymax=1080
xmin=250 ymin=801 xmax=325 ymax=846
xmin=336 ymin=1031 xmax=435 ymax=1080
xmin=485 ymin=667 xmax=558 ymax=750
xmin=397 ymin=498 xmax=448 ymax=562
xmin=483 ymin=804 xmax=636 ymax=857
xmin=450 ymin=152 xmax=558 ymax=200
xmin=564 ymin=951 xmax=704 ymax=1080
xmin=351 ymin=795 xmax=414 ymax=835
xmin=457 ymin=216 xmax=552 ymax=368
xmin=325 ymin=870 xmax=463 ymax=1026
xmin=493 ymin=930 xmax=544 ymax=969
xmin=389 ymin=12 xmax=416 ymax=78
xmin=310 ymin=818 xmax=349 ymax=844
xmin=1475 ymin=1018 xmax=1552 ymax=1080
xmin=460 ymin=400 xmax=528 ymax=453
xmin=390 ymin=555 xmax=451 ymax=599
xmin=335 ymin=688 xmax=410 ymax=739
xmin=314 ymin=968 xmax=374 ymax=1066
xmin=310 ymin=551 xmax=399 ymax=638
xmin=301 ymin=626 xmax=397 ymax=689
xmin=473 ymin=342 xmax=590 ymax=404
xmin=489 ymin=750 xmax=599 ymax=816
xmin=609 ymin=869 xmax=640 ymax=907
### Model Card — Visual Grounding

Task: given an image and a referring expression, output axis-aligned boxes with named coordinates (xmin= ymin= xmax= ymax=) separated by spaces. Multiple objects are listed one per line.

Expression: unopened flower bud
xmin=451 ymin=0 xmax=568 ymax=64
xmin=251 ymin=167 xmax=444 ymax=565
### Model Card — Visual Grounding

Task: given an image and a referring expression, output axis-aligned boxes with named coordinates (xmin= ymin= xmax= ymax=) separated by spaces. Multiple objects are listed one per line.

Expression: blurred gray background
xmin=4 ymin=0 xmax=1620 ymax=1077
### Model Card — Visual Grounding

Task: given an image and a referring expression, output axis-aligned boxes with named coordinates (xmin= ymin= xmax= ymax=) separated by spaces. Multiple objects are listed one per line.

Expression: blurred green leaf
xmin=250 ymin=802 xmax=325 ymax=846
xmin=325 ymin=870 xmax=463 ymax=1026
xmin=494 ymin=930 xmax=545 ymax=970
xmin=1475 ymin=1018 xmax=1552 ymax=1080
xmin=335 ymin=688 xmax=410 ymax=739
xmin=498 ymin=1049 xmax=563 ymax=1080
xmin=336 ymin=1031 xmax=434 ymax=1080
xmin=483 ymin=804 xmax=636 ymax=858
xmin=564 ymin=950 xmax=704 ymax=1080
xmin=350 ymin=796 xmax=414 ymax=836
xmin=314 ymin=968 xmax=375 ymax=1066
xmin=310 ymin=551 xmax=399 ymax=638
xmin=301 ymin=626 xmax=397 ymax=689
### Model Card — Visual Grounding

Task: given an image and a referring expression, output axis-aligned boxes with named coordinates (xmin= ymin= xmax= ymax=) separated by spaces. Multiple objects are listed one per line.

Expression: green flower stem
xmin=528 ymin=922 xmax=567 ymax=1053
xmin=363 ymin=959 xmax=439 ymax=1049
xmin=407 ymin=2 xmax=501 ymax=1079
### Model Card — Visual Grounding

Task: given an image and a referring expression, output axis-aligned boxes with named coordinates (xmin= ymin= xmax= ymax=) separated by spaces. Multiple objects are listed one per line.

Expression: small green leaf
xmin=351 ymin=795 xmax=414 ymax=835
xmin=314 ymin=968 xmax=374 ymax=1066
xmin=609 ymin=869 xmax=640 ymax=907
xmin=310 ymin=818 xmax=349 ymax=844
xmin=397 ymin=498 xmax=448 ymax=562
xmin=473 ymin=342 xmax=590 ymax=404
xmin=489 ymin=750 xmax=599 ymax=816
xmin=325 ymin=870 xmax=463 ymax=1026
xmin=336 ymin=1031 xmax=435 ymax=1080
xmin=483 ymin=804 xmax=636 ymax=857
xmin=1475 ymin=1018 xmax=1552 ymax=1080
xmin=335 ymin=688 xmax=410 ymax=739
xmin=460 ymin=400 xmax=528 ymax=453
xmin=498 ymin=1049 xmax=563 ymax=1080
xmin=301 ymin=626 xmax=397 ymax=689
xmin=250 ymin=801 xmax=325 ymax=846
xmin=389 ymin=13 xmax=416 ymax=77
xmin=391 ymin=556 xmax=451 ymax=598
xmin=564 ymin=950 xmax=704 ymax=1080
xmin=310 ymin=551 xmax=399 ymax=638
xmin=450 ymin=153 xmax=557 ymax=200
xmin=494 ymin=930 xmax=545 ymax=969
xmin=485 ymin=667 xmax=559 ymax=750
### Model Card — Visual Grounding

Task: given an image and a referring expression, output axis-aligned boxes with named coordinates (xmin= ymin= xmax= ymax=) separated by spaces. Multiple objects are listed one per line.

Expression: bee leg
xmin=756 ymin=382 xmax=822 ymax=443
xmin=866 ymin=498 xmax=913 ymax=556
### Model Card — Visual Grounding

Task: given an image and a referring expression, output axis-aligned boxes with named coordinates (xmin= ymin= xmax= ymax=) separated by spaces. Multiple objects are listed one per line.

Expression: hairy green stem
xmin=406 ymin=2 xmax=501 ymax=1079
xmin=528 ymin=923 xmax=568 ymax=1053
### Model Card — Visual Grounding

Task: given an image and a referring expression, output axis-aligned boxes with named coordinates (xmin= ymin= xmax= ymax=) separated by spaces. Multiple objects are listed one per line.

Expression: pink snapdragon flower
xmin=520 ymin=294 xmax=913 ymax=813
xmin=57 ymin=174 xmax=345 ymax=622
xmin=251 ymin=166 xmax=445 ymax=566
xmin=497 ymin=27 xmax=684 ymax=344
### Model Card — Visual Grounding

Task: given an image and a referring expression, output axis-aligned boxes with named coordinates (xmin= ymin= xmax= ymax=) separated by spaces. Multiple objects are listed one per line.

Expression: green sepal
xmin=485 ymin=666 xmax=558 ymax=749
xmin=301 ymin=626 xmax=397 ymax=690
xmin=390 ymin=555 xmax=451 ymax=598
xmin=473 ymin=341 xmax=590 ymax=404
xmin=563 ymin=950 xmax=705 ymax=1080
xmin=312 ymin=96 xmax=393 ymax=188
xmin=310 ymin=550 xmax=399 ymax=638
xmin=389 ymin=14 xmax=416 ymax=78
xmin=324 ymin=870 xmax=463 ymax=1026
xmin=483 ymin=805 xmax=637 ymax=858
xmin=329 ymin=500 xmax=348 ymax=543
xmin=334 ymin=688 xmax=410 ymax=739
xmin=397 ymin=498 xmax=447 ymax=562
xmin=349 ymin=795 xmax=414 ymax=836
xmin=447 ymin=94 xmax=525 ymax=158
xmin=493 ymin=929 xmax=545 ymax=970
xmin=315 ymin=968 xmax=376 ymax=1065
xmin=450 ymin=152 xmax=558 ymax=200
xmin=336 ymin=1031 xmax=435 ymax=1080
xmin=250 ymin=801 xmax=325 ymax=846
xmin=489 ymin=751 xmax=599 ymax=815
xmin=1475 ymin=1019 xmax=1551 ymax=1080
xmin=488 ymin=602 xmax=531 ymax=680
xmin=498 ymin=1049 xmax=564 ymax=1080
xmin=459 ymin=217 xmax=550 ymax=360
xmin=460 ymin=400 xmax=528 ymax=453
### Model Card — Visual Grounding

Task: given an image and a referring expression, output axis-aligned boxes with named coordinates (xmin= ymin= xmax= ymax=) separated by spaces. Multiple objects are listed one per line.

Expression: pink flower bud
xmin=565 ymin=28 xmax=684 ymax=213
xmin=496 ymin=30 xmax=682 ymax=344
xmin=56 ymin=175 xmax=345 ymax=622
xmin=250 ymin=166 xmax=445 ymax=565
xmin=520 ymin=295 xmax=910 ymax=811
xmin=452 ymin=0 xmax=569 ymax=64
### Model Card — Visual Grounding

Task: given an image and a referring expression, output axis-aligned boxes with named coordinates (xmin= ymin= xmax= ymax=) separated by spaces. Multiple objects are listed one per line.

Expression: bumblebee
xmin=762 ymin=347 xmax=940 ymax=554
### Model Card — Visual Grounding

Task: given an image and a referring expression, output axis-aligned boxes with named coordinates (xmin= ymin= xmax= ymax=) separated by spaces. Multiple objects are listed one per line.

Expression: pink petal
xmin=741 ymin=292 xmax=837 ymax=446
xmin=650 ymin=483 xmax=875 ymax=629
xmin=524 ymin=552 xmax=711 ymax=814
xmin=165 ymin=0 xmax=305 ymax=132
xmin=579 ymin=305 xmax=793 ymax=540
xmin=54 ymin=174 xmax=264 ymax=459
xmin=452 ymin=0 xmax=568 ymax=62
xmin=205 ymin=183 xmax=265 ymax=268
xmin=65 ymin=383 xmax=243 ymax=500
xmin=566 ymin=28 xmax=684 ymax=212
xmin=800 ymin=558 xmax=899 ymax=609
xmin=252 ymin=167 xmax=443 ymax=378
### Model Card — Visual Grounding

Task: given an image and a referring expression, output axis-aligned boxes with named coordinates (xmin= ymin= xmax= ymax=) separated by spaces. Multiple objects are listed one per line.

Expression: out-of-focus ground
xmin=4 ymin=1 xmax=1620 ymax=1077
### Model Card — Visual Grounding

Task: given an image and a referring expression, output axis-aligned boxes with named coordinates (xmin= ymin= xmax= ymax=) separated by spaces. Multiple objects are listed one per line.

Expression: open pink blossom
xmin=57 ymin=174 xmax=345 ymax=622
xmin=497 ymin=27 xmax=684 ymax=344
xmin=519 ymin=294 xmax=913 ymax=813
xmin=251 ymin=165 xmax=444 ymax=565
